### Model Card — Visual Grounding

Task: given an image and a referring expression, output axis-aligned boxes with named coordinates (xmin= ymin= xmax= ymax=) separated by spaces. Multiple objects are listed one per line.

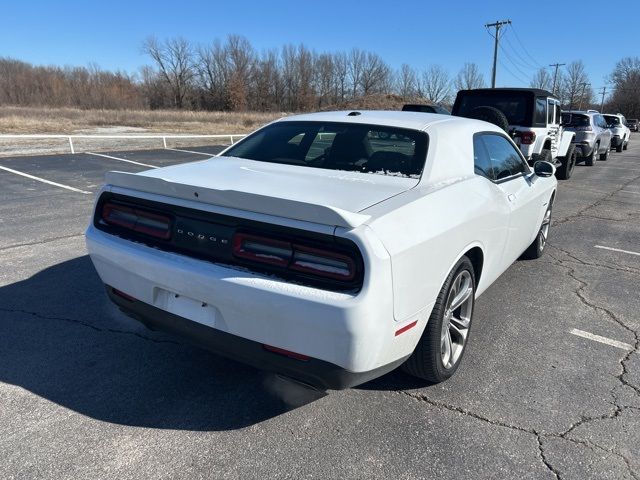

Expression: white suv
xmin=452 ymin=88 xmax=577 ymax=180
xmin=603 ymin=113 xmax=631 ymax=152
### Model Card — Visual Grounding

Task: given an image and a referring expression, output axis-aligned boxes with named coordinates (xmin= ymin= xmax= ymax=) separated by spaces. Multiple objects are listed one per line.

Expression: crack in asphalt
xmin=554 ymin=172 xmax=640 ymax=227
xmin=544 ymin=244 xmax=640 ymax=276
xmin=0 ymin=233 xmax=85 ymax=252
xmin=400 ymin=391 xmax=639 ymax=479
xmin=0 ymin=307 xmax=183 ymax=347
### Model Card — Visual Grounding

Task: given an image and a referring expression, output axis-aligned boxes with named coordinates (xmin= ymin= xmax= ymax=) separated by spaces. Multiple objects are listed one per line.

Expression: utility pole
xmin=549 ymin=63 xmax=565 ymax=94
xmin=578 ymin=82 xmax=591 ymax=110
xmin=485 ymin=19 xmax=511 ymax=88
xmin=598 ymin=86 xmax=607 ymax=111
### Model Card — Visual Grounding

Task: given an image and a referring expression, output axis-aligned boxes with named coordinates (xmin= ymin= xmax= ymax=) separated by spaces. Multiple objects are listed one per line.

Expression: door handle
xmin=507 ymin=193 xmax=516 ymax=202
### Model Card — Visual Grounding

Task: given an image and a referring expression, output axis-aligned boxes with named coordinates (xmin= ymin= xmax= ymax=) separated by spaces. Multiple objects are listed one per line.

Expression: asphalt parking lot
xmin=1 ymin=139 xmax=639 ymax=479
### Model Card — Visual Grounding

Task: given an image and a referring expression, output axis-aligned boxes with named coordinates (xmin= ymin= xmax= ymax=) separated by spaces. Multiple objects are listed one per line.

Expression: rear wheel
xmin=616 ymin=139 xmax=623 ymax=152
xmin=556 ymin=146 xmax=576 ymax=180
xmin=623 ymin=138 xmax=628 ymax=150
xmin=585 ymin=143 xmax=597 ymax=166
xmin=522 ymin=202 xmax=552 ymax=260
xmin=402 ymin=257 xmax=475 ymax=383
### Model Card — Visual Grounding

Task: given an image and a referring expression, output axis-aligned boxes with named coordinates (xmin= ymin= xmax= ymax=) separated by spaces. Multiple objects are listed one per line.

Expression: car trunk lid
xmin=104 ymin=156 xmax=419 ymax=228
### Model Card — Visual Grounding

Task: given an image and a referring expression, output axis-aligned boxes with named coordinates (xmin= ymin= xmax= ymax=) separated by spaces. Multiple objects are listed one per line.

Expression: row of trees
xmin=0 ymin=35 xmax=487 ymax=111
xmin=1 ymin=34 xmax=639 ymax=116
xmin=140 ymin=35 xmax=486 ymax=111
xmin=0 ymin=58 xmax=143 ymax=109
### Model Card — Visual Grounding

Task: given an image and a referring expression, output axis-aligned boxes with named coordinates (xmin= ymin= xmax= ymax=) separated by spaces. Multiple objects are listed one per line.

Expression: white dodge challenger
xmin=86 ymin=111 xmax=557 ymax=389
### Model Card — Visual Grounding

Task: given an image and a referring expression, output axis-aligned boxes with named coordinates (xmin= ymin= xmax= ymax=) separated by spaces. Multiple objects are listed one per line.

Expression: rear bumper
xmin=572 ymin=141 xmax=594 ymax=157
xmin=107 ymin=286 xmax=407 ymax=390
xmin=86 ymin=223 xmax=422 ymax=381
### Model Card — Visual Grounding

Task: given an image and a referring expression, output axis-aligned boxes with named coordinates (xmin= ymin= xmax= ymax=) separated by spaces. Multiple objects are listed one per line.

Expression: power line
xmin=498 ymin=58 xmax=529 ymax=85
xmin=485 ymin=19 xmax=511 ymax=88
xmin=502 ymin=33 xmax=540 ymax=71
xmin=498 ymin=43 xmax=536 ymax=81
xmin=507 ymin=24 xmax=543 ymax=69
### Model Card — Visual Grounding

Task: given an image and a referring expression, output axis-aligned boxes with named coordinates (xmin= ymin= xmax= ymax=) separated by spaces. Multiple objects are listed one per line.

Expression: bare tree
xmin=359 ymin=52 xmax=391 ymax=95
xmin=454 ymin=63 xmax=485 ymax=90
xmin=347 ymin=49 xmax=366 ymax=98
xmin=142 ymin=36 xmax=196 ymax=109
xmin=530 ymin=67 xmax=552 ymax=91
xmin=419 ymin=65 xmax=451 ymax=104
xmin=333 ymin=52 xmax=349 ymax=102
xmin=562 ymin=61 xmax=592 ymax=109
xmin=607 ymin=56 xmax=640 ymax=117
xmin=396 ymin=64 xmax=417 ymax=97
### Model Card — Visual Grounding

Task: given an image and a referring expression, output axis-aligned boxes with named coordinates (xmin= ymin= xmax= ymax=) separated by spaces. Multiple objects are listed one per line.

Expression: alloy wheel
xmin=440 ymin=270 xmax=474 ymax=369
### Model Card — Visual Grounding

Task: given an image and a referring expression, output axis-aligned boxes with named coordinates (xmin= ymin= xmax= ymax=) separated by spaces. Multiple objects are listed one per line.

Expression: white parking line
xmin=0 ymin=165 xmax=91 ymax=194
xmin=570 ymin=328 xmax=634 ymax=351
xmin=86 ymin=152 xmax=158 ymax=168
xmin=594 ymin=245 xmax=640 ymax=257
xmin=620 ymin=190 xmax=640 ymax=196
xmin=165 ymin=147 xmax=216 ymax=157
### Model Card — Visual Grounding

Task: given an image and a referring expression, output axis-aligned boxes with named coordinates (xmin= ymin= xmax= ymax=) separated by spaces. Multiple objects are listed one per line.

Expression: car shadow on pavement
xmin=0 ymin=255 xmax=325 ymax=431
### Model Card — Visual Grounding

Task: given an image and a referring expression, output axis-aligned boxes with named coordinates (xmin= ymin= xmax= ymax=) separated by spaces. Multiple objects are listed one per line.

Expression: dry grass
xmin=0 ymin=106 xmax=286 ymax=135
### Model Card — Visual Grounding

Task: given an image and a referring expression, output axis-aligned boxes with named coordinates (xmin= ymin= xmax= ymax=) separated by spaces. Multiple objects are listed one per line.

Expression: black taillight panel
xmin=94 ymin=192 xmax=364 ymax=292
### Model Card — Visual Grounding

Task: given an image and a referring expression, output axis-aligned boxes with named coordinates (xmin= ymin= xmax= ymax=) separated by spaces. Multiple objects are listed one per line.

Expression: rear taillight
xmin=101 ymin=202 xmax=171 ymax=240
xmin=232 ymin=232 xmax=357 ymax=282
xmin=520 ymin=131 xmax=536 ymax=145
xmin=290 ymin=245 xmax=356 ymax=281
xmin=233 ymin=233 xmax=292 ymax=266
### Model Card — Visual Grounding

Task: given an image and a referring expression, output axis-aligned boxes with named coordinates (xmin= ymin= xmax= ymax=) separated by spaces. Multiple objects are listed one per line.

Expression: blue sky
xmin=2 ymin=0 xmax=638 ymax=90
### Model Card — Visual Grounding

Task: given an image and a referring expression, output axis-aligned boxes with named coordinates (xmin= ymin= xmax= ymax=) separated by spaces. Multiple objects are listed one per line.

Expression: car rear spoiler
xmin=104 ymin=171 xmax=371 ymax=229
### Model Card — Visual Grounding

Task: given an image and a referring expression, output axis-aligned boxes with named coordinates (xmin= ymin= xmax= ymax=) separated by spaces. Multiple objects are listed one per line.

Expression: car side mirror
xmin=534 ymin=161 xmax=555 ymax=178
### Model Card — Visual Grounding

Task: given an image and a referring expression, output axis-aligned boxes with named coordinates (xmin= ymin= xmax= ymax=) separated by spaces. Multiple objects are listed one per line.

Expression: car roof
xmin=275 ymin=110 xmax=487 ymax=132
xmin=457 ymin=87 xmax=557 ymax=98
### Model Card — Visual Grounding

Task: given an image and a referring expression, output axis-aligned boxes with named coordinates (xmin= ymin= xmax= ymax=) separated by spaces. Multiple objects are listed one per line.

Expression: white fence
xmin=0 ymin=134 xmax=246 ymax=154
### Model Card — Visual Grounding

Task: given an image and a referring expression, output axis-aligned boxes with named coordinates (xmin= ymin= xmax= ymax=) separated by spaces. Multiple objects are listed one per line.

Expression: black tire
xmin=521 ymin=201 xmax=553 ymax=260
xmin=623 ymin=138 xmax=628 ymax=150
xmin=599 ymin=146 xmax=609 ymax=161
xmin=616 ymin=140 xmax=623 ymax=153
xmin=556 ymin=145 xmax=576 ymax=180
xmin=585 ymin=143 xmax=597 ymax=166
xmin=532 ymin=148 xmax=552 ymax=164
xmin=465 ymin=106 xmax=510 ymax=132
xmin=402 ymin=256 xmax=476 ymax=383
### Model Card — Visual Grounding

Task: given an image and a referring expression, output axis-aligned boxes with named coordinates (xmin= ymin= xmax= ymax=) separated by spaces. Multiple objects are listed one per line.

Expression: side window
xmin=473 ymin=135 xmax=495 ymax=180
xmin=555 ymin=104 xmax=562 ymax=125
xmin=547 ymin=101 xmax=555 ymax=124
xmin=535 ymin=98 xmax=547 ymax=125
xmin=480 ymin=134 xmax=529 ymax=180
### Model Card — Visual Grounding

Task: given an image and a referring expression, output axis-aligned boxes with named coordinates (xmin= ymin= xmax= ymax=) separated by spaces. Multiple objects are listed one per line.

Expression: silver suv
xmin=603 ymin=114 xmax=631 ymax=152
xmin=561 ymin=111 xmax=612 ymax=165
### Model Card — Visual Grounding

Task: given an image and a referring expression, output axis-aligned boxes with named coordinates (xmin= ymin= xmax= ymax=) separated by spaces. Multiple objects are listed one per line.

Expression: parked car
xmin=561 ymin=111 xmax=612 ymax=165
xmin=402 ymin=103 xmax=451 ymax=115
xmin=451 ymin=88 xmax=576 ymax=180
xmin=627 ymin=118 xmax=639 ymax=132
xmin=603 ymin=113 xmax=631 ymax=152
xmin=86 ymin=111 xmax=557 ymax=389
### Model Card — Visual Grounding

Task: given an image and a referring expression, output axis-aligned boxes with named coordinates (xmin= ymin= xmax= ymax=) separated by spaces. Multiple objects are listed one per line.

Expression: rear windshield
xmin=603 ymin=115 xmax=621 ymax=126
xmin=561 ymin=113 xmax=590 ymax=127
xmin=224 ymin=121 xmax=428 ymax=178
xmin=454 ymin=92 xmax=530 ymax=125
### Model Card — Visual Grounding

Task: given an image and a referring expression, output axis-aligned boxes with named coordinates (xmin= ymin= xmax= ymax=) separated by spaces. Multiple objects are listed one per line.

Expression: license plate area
xmin=154 ymin=288 xmax=217 ymax=328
